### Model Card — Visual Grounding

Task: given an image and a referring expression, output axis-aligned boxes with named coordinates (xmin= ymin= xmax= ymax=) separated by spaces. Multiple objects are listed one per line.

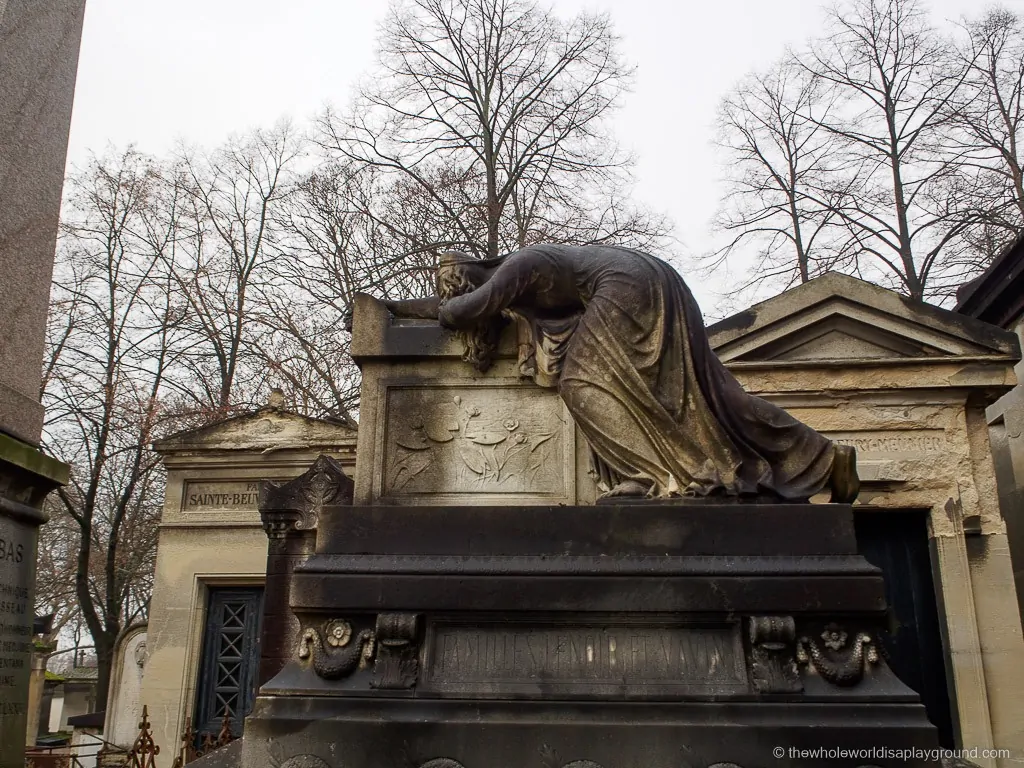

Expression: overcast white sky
xmin=65 ymin=0 xmax=1022 ymax=312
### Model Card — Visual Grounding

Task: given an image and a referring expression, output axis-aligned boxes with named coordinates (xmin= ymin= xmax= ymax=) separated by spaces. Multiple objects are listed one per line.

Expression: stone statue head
xmin=436 ymin=251 xmax=507 ymax=373
xmin=437 ymin=251 xmax=501 ymax=298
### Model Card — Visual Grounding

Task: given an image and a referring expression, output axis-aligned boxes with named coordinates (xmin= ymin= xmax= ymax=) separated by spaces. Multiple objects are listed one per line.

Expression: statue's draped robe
xmin=439 ymin=245 xmax=834 ymax=499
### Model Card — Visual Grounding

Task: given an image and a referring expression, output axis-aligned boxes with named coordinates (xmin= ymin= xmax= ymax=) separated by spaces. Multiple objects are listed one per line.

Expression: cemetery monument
xmin=228 ymin=245 xmax=949 ymax=767
xmin=0 ymin=1 xmax=83 ymax=764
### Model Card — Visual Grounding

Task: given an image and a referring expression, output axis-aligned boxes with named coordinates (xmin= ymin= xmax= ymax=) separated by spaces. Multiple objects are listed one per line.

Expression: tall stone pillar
xmin=0 ymin=1 xmax=84 ymax=763
xmin=258 ymin=456 xmax=354 ymax=686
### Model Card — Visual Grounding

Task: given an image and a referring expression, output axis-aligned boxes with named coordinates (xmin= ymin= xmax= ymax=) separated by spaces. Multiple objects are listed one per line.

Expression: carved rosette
xmin=796 ymin=623 xmax=880 ymax=687
xmin=371 ymin=612 xmax=421 ymax=689
xmin=259 ymin=454 xmax=353 ymax=538
xmin=747 ymin=616 xmax=802 ymax=694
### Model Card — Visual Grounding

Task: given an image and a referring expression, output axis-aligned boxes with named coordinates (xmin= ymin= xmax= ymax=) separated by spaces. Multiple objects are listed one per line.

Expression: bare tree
xmin=322 ymin=0 xmax=659 ymax=259
xmin=794 ymin=0 xmax=975 ymax=300
xmin=945 ymin=6 xmax=1024 ymax=265
xmin=710 ymin=59 xmax=851 ymax=295
xmin=163 ymin=124 xmax=303 ymax=412
xmin=40 ymin=149 xmax=180 ymax=709
xmin=262 ymin=161 xmax=457 ymax=417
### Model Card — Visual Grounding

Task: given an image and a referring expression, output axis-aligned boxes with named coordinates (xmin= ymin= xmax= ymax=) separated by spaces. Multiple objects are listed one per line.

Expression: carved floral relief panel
xmin=379 ymin=383 xmax=573 ymax=502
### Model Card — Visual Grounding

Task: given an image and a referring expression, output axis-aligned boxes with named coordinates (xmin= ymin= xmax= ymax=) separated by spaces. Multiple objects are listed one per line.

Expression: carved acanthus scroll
xmin=747 ymin=616 xmax=802 ymax=694
xmin=259 ymin=454 xmax=353 ymax=537
xmin=371 ymin=612 xmax=421 ymax=689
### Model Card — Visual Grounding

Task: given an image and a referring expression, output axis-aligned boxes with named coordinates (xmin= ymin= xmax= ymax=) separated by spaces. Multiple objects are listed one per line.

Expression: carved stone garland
xmin=297 ymin=613 xmax=423 ymax=685
xmin=796 ymin=623 xmax=880 ymax=687
xmin=298 ymin=619 xmax=375 ymax=680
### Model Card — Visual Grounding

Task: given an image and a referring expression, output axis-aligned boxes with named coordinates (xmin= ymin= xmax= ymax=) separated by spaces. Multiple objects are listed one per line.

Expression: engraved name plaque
xmin=423 ymin=622 xmax=746 ymax=697
xmin=825 ymin=429 xmax=946 ymax=456
xmin=0 ymin=516 xmax=34 ymax=755
xmin=181 ymin=481 xmax=262 ymax=512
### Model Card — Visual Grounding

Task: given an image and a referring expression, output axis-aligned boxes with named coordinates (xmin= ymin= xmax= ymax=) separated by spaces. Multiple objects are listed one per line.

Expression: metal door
xmin=194 ymin=587 xmax=264 ymax=740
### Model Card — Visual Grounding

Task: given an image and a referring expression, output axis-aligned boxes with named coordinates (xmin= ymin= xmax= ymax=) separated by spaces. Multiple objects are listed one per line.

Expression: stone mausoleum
xmin=706 ymin=273 xmax=1024 ymax=763
xmin=139 ymin=402 xmax=357 ymax=761
xmin=141 ymin=271 xmax=1023 ymax=767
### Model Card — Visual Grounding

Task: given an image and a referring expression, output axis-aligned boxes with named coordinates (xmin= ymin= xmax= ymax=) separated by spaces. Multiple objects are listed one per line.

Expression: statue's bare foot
xmin=598 ymin=479 xmax=650 ymax=499
xmin=829 ymin=444 xmax=860 ymax=503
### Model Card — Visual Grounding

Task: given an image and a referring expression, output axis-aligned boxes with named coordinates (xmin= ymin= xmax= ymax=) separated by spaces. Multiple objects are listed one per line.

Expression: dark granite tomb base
xmin=243 ymin=502 xmax=942 ymax=768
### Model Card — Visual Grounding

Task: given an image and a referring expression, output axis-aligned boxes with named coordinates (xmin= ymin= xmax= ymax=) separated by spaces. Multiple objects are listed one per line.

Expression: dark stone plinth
xmin=243 ymin=699 xmax=937 ymax=768
xmin=243 ymin=503 xmax=941 ymax=767
xmin=0 ymin=434 xmax=67 ymax=763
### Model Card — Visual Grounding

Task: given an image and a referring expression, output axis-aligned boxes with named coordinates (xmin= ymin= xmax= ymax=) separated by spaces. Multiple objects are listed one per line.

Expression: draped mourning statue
xmin=379 ymin=245 xmax=859 ymax=502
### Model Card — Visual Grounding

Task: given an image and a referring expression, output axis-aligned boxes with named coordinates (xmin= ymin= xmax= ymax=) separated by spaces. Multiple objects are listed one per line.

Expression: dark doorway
xmin=854 ymin=509 xmax=954 ymax=748
xmin=194 ymin=587 xmax=264 ymax=741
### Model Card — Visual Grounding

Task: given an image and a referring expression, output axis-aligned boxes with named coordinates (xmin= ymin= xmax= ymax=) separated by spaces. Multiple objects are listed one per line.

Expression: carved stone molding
xmin=797 ymin=623 xmax=880 ymax=687
xmin=418 ymin=760 xmax=466 ymax=768
xmin=260 ymin=454 xmax=353 ymax=537
xmin=747 ymin=615 xmax=802 ymax=694
xmin=371 ymin=612 xmax=421 ymax=689
xmin=297 ymin=619 xmax=374 ymax=680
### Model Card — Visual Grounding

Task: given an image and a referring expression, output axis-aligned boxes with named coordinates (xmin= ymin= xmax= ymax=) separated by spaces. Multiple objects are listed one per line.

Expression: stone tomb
xmin=103 ymin=624 xmax=148 ymax=749
xmin=350 ymin=292 xmax=595 ymax=506
xmin=225 ymin=282 xmax=1024 ymax=768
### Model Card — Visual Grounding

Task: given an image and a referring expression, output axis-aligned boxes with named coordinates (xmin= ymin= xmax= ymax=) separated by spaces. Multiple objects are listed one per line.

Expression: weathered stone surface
xmin=0 ymin=0 xmax=87 ymax=445
xmin=103 ymin=624 xmax=148 ymax=748
xmin=153 ymin=405 xmax=356 ymax=455
xmin=352 ymin=296 xmax=589 ymax=506
xmin=424 ymin=622 xmax=746 ymax=694
xmin=239 ymin=500 xmax=939 ymax=767
xmin=346 ymin=268 xmax=1024 ymax=762
xmin=709 ymin=271 xmax=1018 ymax=362
xmin=378 ymin=383 xmax=573 ymax=502
xmin=185 ymin=739 xmax=242 ymax=768
xmin=0 ymin=513 xmax=34 ymax=752
xmin=709 ymin=272 xmax=1024 ymax=765
xmin=378 ymin=247 xmax=843 ymax=502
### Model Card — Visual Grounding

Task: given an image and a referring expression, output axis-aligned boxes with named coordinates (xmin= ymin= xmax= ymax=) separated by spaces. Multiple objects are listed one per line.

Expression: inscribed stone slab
xmin=0 ymin=516 xmax=34 ymax=759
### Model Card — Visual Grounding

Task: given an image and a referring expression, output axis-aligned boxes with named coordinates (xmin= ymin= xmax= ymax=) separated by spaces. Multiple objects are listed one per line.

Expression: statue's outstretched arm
xmin=439 ymin=256 xmax=535 ymax=329
xmin=380 ymin=296 xmax=442 ymax=319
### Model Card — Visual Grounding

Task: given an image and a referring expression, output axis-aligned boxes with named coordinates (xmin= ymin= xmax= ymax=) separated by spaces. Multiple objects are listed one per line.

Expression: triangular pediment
xmin=708 ymin=272 xmax=1019 ymax=364
xmin=153 ymin=406 xmax=358 ymax=453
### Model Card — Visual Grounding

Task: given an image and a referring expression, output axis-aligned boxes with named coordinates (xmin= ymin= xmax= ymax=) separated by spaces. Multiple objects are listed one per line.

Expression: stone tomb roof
xmin=708 ymin=272 xmax=1020 ymax=390
xmin=153 ymin=405 xmax=358 ymax=459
